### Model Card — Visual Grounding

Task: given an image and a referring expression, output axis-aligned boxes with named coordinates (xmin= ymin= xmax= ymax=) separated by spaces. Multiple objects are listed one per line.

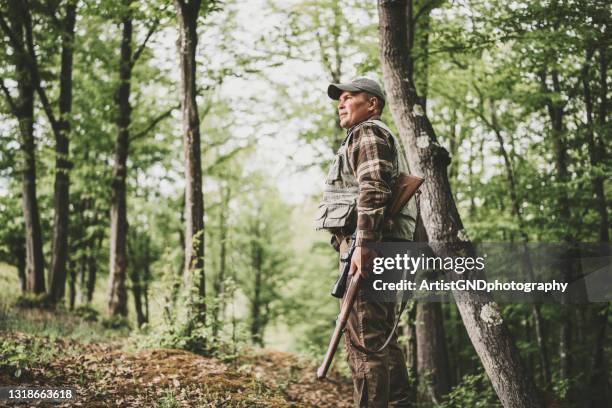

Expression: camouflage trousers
xmin=339 ymin=236 xmax=412 ymax=408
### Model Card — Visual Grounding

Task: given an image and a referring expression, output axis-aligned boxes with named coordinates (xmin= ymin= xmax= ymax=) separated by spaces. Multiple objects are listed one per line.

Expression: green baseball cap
xmin=327 ymin=77 xmax=386 ymax=104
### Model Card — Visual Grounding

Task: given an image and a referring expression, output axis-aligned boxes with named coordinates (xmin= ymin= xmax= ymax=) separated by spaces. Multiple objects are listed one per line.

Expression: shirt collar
xmin=347 ymin=114 xmax=382 ymax=134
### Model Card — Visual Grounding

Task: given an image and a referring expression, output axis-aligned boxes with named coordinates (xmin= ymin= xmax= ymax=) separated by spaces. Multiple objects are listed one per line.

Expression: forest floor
xmin=0 ymin=264 xmax=353 ymax=407
xmin=0 ymin=327 xmax=353 ymax=407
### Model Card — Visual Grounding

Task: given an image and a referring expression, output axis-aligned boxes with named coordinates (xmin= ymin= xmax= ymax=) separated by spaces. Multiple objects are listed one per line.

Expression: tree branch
xmin=130 ymin=104 xmax=179 ymax=141
xmin=413 ymin=0 xmax=435 ymax=24
xmin=204 ymin=144 xmax=251 ymax=175
xmin=131 ymin=19 xmax=160 ymax=69
xmin=435 ymin=83 xmax=501 ymax=136
xmin=1 ymin=7 xmax=60 ymax=133
xmin=43 ymin=0 xmax=62 ymax=29
xmin=20 ymin=0 xmax=61 ymax=136
xmin=0 ymin=79 xmax=18 ymax=115
xmin=0 ymin=12 xmax=22 ymax=51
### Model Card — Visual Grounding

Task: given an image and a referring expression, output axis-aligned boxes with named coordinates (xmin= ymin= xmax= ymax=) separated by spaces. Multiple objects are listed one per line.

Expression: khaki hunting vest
xmin=314 ymin=119 xmax=418 ymax=241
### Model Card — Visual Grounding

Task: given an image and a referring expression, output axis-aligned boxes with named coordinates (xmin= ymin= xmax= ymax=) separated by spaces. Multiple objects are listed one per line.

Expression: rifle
xmin=317 ymin=173 xmax=424 ymax=380
xmin=330 ymin=172 xmax=425 ymax=300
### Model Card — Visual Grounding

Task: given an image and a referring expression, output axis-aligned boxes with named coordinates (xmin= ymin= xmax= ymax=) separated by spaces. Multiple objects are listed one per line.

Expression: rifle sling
xmin=347 ymin=299 xmax=409 ymax=355
xmin=346 ymin=192 xmax=421 ymax=356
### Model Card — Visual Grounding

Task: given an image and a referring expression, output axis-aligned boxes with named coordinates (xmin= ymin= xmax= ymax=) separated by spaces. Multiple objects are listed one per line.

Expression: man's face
xmin=337 ymin=91 xmax=375 ymax=129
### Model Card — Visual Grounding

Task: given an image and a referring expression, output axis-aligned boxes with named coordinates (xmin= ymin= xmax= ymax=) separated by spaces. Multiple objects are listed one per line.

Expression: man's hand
xmin=349 ymin=245 xmax=377 ymax=279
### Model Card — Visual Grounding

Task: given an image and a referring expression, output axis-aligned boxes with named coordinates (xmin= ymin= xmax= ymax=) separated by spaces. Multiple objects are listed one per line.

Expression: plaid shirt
xmin=346 ymin=116 xmax=395 ymax=246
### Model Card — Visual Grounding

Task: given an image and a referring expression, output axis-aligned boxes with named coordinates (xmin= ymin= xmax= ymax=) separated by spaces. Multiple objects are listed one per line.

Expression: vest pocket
xmin=314 ymin=201 xmax=356 ymax=230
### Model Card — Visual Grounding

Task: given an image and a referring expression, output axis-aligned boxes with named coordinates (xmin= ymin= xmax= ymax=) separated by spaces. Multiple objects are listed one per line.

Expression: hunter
xmin=315 ymin=77 xmax=418 ymax=407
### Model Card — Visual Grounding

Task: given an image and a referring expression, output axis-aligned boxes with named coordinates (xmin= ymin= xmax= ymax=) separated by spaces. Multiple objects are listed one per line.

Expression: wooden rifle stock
xmin=316 ymin=173 xmax=424 ymax=380
xmin=387 ymin=173 xmax=425 ymax=220
xmin=316 ymin=272 xmax=361 ymax=379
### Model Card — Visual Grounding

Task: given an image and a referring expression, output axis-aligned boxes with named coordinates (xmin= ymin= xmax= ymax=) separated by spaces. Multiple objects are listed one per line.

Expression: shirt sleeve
xmin=347 ymin=123 xmax=395 ymax=246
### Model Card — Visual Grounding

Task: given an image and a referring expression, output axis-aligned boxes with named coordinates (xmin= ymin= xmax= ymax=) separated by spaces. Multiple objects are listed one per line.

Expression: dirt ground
xmin=0 ymin=332 xmax=353 ymax=407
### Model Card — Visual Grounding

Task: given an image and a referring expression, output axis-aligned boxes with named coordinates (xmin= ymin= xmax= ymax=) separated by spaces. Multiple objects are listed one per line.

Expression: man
xmin=314 ymin=77 xmax=418 ymax=407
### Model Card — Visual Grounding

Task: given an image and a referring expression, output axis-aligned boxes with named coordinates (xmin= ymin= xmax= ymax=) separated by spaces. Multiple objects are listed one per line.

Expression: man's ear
xmin=368 ymin=96 xmax=378 ymax=113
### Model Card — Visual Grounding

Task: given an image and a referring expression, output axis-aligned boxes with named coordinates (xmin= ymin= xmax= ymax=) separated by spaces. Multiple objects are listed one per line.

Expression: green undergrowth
xmin=434 ymin=371 xmax=501 ymax=408
xmin=0 ymin=334 xmax=61 ymax=379
xmin=0 ymin=300 xmax=129 ymax=345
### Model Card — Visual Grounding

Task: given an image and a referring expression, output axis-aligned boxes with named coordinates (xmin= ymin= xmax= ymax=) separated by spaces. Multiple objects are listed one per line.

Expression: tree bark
xmin=77 ymin=249 xmax=86 ymax=305
xmin=416 ymin=300 xmax=452 ymax=403
xmin=131 ymin=268 xmax=145 ymax=327
xmin=378 ymin=2 xmax=542 ymax=406
xmin=86 ymin=233 xmax=99 ymax=303
xmin=143 ymin=238 xmax=150 ymax=323
xmin=128 ymin=233 xmax=149 ymax=327
xmin=447 ymin=304 xmax=465 ymax=385
xmin=175 ymin=0 xmax=205 ymax=323
xmin=407 ymin=5 xmax=452 ymax=401
xmin=108 ymin=1 xmax=133 ymax=317
xmin=49 ymin=1 xmax=77 ymax=303
xmin=3 ymin=0 xmax=47 ymax=294
xmin=84 ymin=205 xmax=101 ymax=304
xmin=68 ymin=259 xmax=76 ymax=310
xmin=414 ymin=213 xmax=452 ymax=402
xmin=17 ymin=247 xmax=26 ymax=293
xmin=213 ymin=185 xmax=230 ymax=339
xmin=250 ymin=220 xmax=264 ymax=346
xmin=403 ymin=302 xmax=418 ymax=388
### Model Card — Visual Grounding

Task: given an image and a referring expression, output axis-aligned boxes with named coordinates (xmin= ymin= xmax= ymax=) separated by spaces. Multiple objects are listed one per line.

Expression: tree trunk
xmin=405 ymin=0 xmax=414 ymax=82
xmin=447 ymin=304 xmax=464 ymax=385
xmin=77 ymin=249 xmax=86 ymax=305
xmin=17 ymin=263 xmax=27 ymax=293
xmin=588 ymin=303 xmax=609 ymax=407
xmin=108 ymin=2 xmax=132 ymax=317
xmin=582 ymin=46 xmax=609 ymax=244
xmin=539 ymin=67 xmax=574 ymax=392
xmin=447 ymin=108 xmax=459 ymax=184
xmin=49 ymin=1 xmax=77 ymax=303
xmin=585 ymin=40 xmax=609 ymax=408
xmin=213 ymin=185 xmax=229 ymax=339
xmin=414 ymin=213 xmax=452 ymax=402
xmin=75 ymin=196 xmax=89 ymax=305
xmin=16 ymin=239 xmax=26 ymax=293
xmin=416 ymin=300 xmax=452 ymax=403
xmin=488 ymin=99 xmax=551 ymax=389
xmin=68 ymin=259 xmax=76 ymax=310
xmin=143 ymin=239 xmax=150 ymax=323
xmin=86 ymin=241 xmax=97 ymax=303
xmin=408 ymin=6 xmax=451 ymax=401
xmin=129 ymin=233 xmax=149 ymax=328
xmin=595 ymin=42 xmax=608 ymax=242
xmin=131 ymin=268 xmax=145 ymax=327
xmin=8 ymin=1 xmax=46 ymax=294
xmin=144 ymin=282 xmax=150 ymax=323
xmin=175 ymin=0 xmax=205 ymax=323
xmin=377 ymin=2 xmax=542 ymax=406
xmin=403 ymin=302 xmax=418 ymax=388
xmin=250 ymin=222 xmax=264 ymax=346
xmin=177 ymin=191 xmax=186 ymax=278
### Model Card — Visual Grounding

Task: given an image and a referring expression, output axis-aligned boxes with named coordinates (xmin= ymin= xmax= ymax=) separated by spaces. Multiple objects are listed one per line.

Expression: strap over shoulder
xmin=368 ymin=119 xmax=394 ymax=135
